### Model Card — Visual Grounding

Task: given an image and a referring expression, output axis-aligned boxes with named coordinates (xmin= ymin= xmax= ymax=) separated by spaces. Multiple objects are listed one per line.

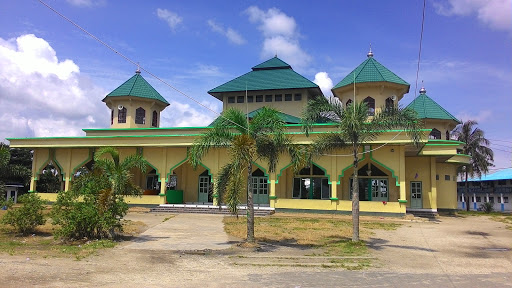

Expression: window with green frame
xmin=292 ymin=164 xmax=330 ymax=199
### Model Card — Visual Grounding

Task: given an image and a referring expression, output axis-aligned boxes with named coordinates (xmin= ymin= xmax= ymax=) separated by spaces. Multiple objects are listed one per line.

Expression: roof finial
xmin=275 ymin=52 xmax=278 ymax=58
xmin=367 ymin=43 xmax=373 ymax=58
xmin=135 ymin=62 xmax=141 ymax=74
xmin=419 ymin=80 xmax=426 ymax=94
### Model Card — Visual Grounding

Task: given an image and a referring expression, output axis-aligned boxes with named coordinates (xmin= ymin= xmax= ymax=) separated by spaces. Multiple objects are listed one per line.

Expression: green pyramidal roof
xmin=208 ymin=108 xmax=301 ymax=126
xmin=208 ymin=56 xmax=320 ymax=97
xmin=406 ymin=92 xmax=460 ymax=123
xmin=252 ymin=57 xmax=292 ymax=70
xmin=103 ymin=72 xmax=169 ymax=105
xmin=333 ymin=56 xmax=409 ymax=90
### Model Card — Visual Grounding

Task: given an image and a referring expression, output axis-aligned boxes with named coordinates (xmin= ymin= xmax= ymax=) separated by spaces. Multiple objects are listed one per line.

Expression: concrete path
xmin=122 ymin=214 xmax=235 ymax=251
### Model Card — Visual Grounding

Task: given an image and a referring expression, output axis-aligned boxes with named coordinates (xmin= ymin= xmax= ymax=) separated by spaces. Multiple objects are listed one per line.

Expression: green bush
xmin=1 ymin=193 xmax=46 ymax=235
xmin=480 ymin=202 xmax=494 ymax=214
xmin=51 ymin=169 xmax=129 ymax=240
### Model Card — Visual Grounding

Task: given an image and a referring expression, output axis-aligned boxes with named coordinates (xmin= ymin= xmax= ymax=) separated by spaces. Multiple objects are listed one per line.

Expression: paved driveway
xmin=122 ymin=213 xmax=235 ymax=251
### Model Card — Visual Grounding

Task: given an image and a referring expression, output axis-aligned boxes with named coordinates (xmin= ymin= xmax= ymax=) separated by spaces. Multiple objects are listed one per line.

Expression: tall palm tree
xmin=189 ymin=107 xmax=303 ymax=242
xmin=452 ymin=120 xmax=494 ymax=211
xmin=302 ymin=98 xmax=423 ymax=241
xmin=93 ymin=147 xmax=147 ymax=211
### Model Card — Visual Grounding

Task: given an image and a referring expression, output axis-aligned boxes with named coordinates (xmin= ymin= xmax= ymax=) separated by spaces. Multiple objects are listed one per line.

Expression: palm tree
xmin=189 ymin=107 xmax=303 ymax=242
xmin=452 ymin=120 xmax=494 ymax=211
xmin=93 ymin=147 xmax=147 ymax=211
xmin=302 ymin=98 xmax=423 ymax=241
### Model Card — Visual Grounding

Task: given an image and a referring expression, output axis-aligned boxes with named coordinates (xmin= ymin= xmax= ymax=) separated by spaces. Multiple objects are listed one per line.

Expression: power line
xmin=321 ymin=131 xmax=403 ymax=157
xmin=414 ymin=0 xmax=426 ymax=98
xmin=489 ymin=139 xmax=512 ymax=144
xmin=37 ymin=0 xmax=250 ymax=133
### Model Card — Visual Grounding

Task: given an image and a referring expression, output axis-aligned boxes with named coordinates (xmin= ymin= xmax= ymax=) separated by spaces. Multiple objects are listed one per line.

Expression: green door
xmin=198 ymin=175 xmax=211 ymax=203
xmin=410 ymin=181 xmax=422 ymax=208
xmin=252 ymin=176 xmax=269 ymax=205
xmin=371 ymin=179 xmax=388 ymax=201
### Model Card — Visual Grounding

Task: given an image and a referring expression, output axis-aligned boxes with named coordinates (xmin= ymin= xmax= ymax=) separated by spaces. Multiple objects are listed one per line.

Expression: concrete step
xmin=150 ymin=206 xmax=274 ymax=216
xmin=407 ymin=211 xmax=439 ymax=219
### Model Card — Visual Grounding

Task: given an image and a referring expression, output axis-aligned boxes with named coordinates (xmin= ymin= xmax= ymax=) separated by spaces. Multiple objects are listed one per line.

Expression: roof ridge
xmin=370 ymin=58 xmax=386 ymax=82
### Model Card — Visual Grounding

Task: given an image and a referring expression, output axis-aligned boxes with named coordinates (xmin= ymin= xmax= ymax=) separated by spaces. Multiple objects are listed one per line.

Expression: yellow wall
xmin=405 ymin=157 xmax=433 ymax=208
xmin=332 ymin=83 xmax=407 ymax=114
xmin=424 ymin=119 xmax=458 ymax=139
xmin=105 ymin=97 xmax=166 ymax=129
xmin=222 ymin=88 xmax=312 ymax=118
xmin=436 ymin=163 xmax=458 ymax=209
xmin=274 ymin=199 xmax=404 ymax=213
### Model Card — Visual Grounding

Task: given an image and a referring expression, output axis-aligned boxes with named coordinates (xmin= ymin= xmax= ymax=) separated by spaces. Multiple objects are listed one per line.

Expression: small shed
xmin=4 ymin=184 xmax=23 ymax=204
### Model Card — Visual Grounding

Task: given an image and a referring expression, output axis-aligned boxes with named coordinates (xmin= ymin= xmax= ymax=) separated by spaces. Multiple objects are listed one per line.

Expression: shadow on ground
xmin=367 ymin=237 xmax=437 ymax=252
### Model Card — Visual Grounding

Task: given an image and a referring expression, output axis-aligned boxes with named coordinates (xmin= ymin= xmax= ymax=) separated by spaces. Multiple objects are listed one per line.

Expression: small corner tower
xmin=331 ymin=48 xmax=410 ymax=115
xmin=406 ymin=85 xmax=461 ymax=140
xmin=102 ymin=69 xmax=170 ymax=128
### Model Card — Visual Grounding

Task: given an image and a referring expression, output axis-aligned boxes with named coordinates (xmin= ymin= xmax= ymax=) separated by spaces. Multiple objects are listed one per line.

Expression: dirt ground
xmin=0 ymin=213 xmax=511 ymax=287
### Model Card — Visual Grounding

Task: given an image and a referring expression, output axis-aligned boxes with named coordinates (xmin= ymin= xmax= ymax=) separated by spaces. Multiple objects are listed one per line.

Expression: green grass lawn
xmin=223 ymin=213 xmax=402 ymax=256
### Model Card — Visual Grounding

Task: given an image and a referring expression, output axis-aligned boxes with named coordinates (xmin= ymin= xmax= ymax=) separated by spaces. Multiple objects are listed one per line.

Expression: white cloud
xmin=66 ymin=0 xmax=105 ymax=7
xmin=207 ymin=20 xmax=246 ymax=45
xmin=456 ymin=109 xmax=492 ymax=123
xmin=156 ymin=8 xmax=183 ymax=31
xmin=161 ymin=100 xmax=217 ymax=127
xmin=313 ymin=72 xmax=333 ymax=97
xmin=0 ymin=34 xmax=108 ymax=143
xmin=245 ymin=6 xmax=311 ymax=70
xmin=433 ymin=0 xmax=512 ymax=32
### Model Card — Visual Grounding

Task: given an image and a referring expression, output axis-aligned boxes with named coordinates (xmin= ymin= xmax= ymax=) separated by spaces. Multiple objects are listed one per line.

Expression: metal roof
xmin=103 ymin=72 xmax=169 ymax=105
xmin=466 ymin=168 xmax=512 ymax=182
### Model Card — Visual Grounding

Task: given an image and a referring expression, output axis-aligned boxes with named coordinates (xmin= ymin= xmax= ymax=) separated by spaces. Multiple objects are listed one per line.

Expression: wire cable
xmin=37 ymin=0 xmax=250 ymax=133
xmin=320 ymin=131 xmax=403 ymax=157
xmin=414 ymin=0 xmax=426 ymax=98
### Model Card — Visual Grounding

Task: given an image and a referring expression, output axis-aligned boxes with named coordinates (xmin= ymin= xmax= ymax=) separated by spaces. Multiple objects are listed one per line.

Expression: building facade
xmin=8 ymin=52 xmax=470 ymax=216
xmin=457 ymin=168 xmax=512 ymax=212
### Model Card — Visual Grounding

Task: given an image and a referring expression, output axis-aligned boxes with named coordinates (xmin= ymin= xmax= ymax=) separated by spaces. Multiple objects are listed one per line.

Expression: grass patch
xmin=491 ymin=215 xmax=512 ymax=230
xmin=0 ymin=208 xmax=145 ymax=259
xmin=456 ymin=210 xmax=506 ymax=217
xmin=223 ymin=213 xmax=401 ymax=256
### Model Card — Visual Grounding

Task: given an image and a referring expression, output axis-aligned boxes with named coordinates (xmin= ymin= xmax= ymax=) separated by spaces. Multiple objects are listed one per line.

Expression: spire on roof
xmin=419 ymin=81 xmax=426 ymax=94
xmin=136 ymin=62 xmax=141 ymax=74
xmin=367 ymin=43 xmax=374 ymax=58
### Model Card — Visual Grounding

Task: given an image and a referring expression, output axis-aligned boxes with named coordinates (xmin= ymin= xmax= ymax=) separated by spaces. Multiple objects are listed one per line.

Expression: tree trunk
xmin=246 ymin=161 xmax=255 ymax=242
xmin=465 ymin=168 xmax=470 ymax=211
xmin=352 ymin=146 xmax=360 ymax=242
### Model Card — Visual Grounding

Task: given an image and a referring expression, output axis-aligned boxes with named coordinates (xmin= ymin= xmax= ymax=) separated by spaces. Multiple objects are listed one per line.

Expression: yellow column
xmin=430 ymin=157 xmax=437 ymax=211
xmin=159 ymin=175 xmax=167 ymax=204
xmin=64 ymin=177 xmax=71 ymax=191
xmin=399 ymin=145 xmax=407 ymax=210
xmin=269 ymin=173 xmax=276 ymax=208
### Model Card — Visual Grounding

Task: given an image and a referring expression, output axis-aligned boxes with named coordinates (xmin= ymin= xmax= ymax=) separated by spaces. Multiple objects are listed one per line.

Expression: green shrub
xmin=51 ymin=169 xmax=129 ymax=240
xmin=480 ymin=202 xmax=494 ymax=214
xmin=1 ymin=193 xmax=46 ymax=235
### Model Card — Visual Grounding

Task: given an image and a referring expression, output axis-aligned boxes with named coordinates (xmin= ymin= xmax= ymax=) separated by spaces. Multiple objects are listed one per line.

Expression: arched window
xmin=346 ymin=99 xmax=353 ymax=107
xmin=385 ymin=97 xmax=394 ymax=112
xmin=152 ymin=111 xmax=158 ymax=127
xmin=364 ymin=96 xmax=375 ymax=116
xmin=430 ymin=128 xmax=441 ymax=139
xmin=111 ymin=109 xmax=114 ymax=125
xmin=118 ymin=107 xmax=127 ymax=123
xmin=135 ymin=107 xmax=145 ymax=124
xmin=293 ymin=164 xmax=330 ymax=200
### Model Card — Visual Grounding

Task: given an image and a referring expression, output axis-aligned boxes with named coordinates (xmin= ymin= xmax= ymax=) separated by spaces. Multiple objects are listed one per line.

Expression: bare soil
xmin=0 ymin=212 xmax=511 ymax=287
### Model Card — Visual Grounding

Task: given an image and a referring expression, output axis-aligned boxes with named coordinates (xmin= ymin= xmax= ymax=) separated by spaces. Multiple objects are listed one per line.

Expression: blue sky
xmin=0 ymin=0 xmax=510 ymax=170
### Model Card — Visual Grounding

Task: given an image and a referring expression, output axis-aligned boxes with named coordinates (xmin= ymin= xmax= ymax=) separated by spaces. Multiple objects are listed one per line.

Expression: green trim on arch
xmin=167 ymin=154 xmax=189 ymax=181
xmin=276 ymin=162 xmax=293 ymax=184
xmin=71 ymin=148 xmax=94 ymax=176
xmin=269 ymin=195 xmax=277 ymax=200
xmin=369 ymin=149 xmax=400 ymax=186
xmin=252 ymin=162 xmax=268 ymax=177
xmin=339 ymin=150 xmax=366 ymax=182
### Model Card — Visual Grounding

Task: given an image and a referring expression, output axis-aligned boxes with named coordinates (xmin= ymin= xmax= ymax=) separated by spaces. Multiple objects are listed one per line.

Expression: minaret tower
xmin=102 ymin=69 xmax=169 ymax=128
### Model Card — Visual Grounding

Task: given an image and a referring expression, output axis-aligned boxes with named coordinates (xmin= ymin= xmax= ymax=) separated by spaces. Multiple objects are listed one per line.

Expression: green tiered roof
xmin=406 ymin=89 xmax=460 ymax=123
xmin=333 ymin=55 xmax=409 ymax=90
xmin=208 ymin=56 xmax=319 ymax=96
xmin=209 ymin=108 xmax=302 ymax=126
xmin=103 ymin=72 xmax=169 ymax=105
